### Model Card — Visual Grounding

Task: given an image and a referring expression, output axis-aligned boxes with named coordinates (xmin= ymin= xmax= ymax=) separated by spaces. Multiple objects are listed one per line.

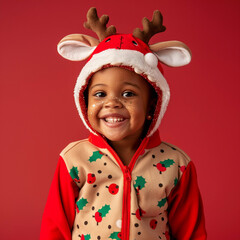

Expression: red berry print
xmin=94 ymin=211 xmax=102 ymax=224
xmin=179 ymin=165 xmax=186 ymax=173
xmin=106 ymin=184 xmax=119 ymax=195
xmin=109 ymin=231 xmax=121 ymax=240
xmin=156 ymin=163 xmax=166 ymax=172
xmin=150 ymin=219 xmax=158 ymax=229
xmin=164 ymin=231 xmax=170 ymax=240
xmin=87 ymin=173 xmax=96 ymax=184
xmin=80 ymin=234 xmax=91 ymax=240
xmin=93 ymin=205 xmax=111 ymax=225
xmin=153 ymin=159 xmax=175 ymax=174
xmin=132 ymin=208 xmax=146 ymax=220
xmin=76 ymin=204 xmax=79 ymax=213
xmin=135 ymin=187 xmax=140 ymax=195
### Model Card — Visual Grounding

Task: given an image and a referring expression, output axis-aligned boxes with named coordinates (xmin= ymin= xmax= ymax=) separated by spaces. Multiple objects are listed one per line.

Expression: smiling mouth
xmin=104 ymin=117 xmax=124 ymax=123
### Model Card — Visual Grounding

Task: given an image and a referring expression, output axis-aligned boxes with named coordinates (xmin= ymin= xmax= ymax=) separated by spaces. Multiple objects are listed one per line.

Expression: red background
xmin=0 ymin=0 xmax=239 ymax=239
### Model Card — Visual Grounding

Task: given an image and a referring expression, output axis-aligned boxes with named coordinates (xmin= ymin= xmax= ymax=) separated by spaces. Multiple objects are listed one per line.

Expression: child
xmin=40 ymin=7 xmax=207 ymax=240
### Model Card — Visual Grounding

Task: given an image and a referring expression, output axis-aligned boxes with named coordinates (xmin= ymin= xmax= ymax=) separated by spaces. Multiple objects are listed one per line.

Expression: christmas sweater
xmin=40 ymin=130 xmax=206 ymax=240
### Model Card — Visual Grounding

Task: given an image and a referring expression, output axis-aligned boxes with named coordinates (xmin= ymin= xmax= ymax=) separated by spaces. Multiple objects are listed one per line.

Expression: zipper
xmin=122 ymin=166 xmax=131 ymax=240
xmin=124 ymin=166 xmax=132 ymax=181
xmin=89 ymin=134 xmax=149 ymax=240
xmin=103 ymin=145 xmax=132 ymax=240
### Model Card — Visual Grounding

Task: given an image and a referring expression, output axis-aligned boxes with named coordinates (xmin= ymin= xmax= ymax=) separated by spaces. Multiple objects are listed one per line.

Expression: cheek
xmin=127 ymin=103 xmax=147 ymax=123
xmin=87 ymin=101 xmax=103 ymax=119
xmin=127 ymin=99 xmax=148 ymax=114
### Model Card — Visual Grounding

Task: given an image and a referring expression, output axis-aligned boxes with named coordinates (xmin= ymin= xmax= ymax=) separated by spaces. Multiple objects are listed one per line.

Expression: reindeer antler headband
xmin=57 ymin=7 xmax=192 ymax=137
xmin=83 ymin=7 xmax=166 ymax=43
xmin=83 ymin=7 xmax=117 ymax=41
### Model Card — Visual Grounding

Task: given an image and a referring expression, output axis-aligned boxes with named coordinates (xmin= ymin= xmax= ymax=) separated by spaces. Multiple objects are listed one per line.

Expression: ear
xmin=57 ymin=34 xmax=100 ymax=61
xmin=150 ymin=41 xmax=192 ymax=67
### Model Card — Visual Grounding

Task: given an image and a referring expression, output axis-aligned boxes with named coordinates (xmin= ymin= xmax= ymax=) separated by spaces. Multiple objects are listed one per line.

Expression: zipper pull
xmin=124 ymin=166 xmax=131 ymax=181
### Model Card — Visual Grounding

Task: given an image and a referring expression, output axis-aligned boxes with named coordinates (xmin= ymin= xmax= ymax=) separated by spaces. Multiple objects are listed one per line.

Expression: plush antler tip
xmin=84 ymin=7 xmax=117 ymax=41
xmin=83 ymin=22 xmax=90 ymax=29
xmin=88 ymin=7 xmax=97 ymax=13
xmin=87 ymin=7 xmax=98 ymax=20
xmin=100 ymin=15 xmax=109 ymax=25
xmin=107 ymin=25 xmax=117 ymax=34
xmin=153 ymin=10 xmax=161 ymax=15
xmin=133 ymin=9 xmax=166 ymax=43
xmin=161 ymin=26 xmax=166 ymax=32
xmin=142 ymin=17 xmax=150 ymax=24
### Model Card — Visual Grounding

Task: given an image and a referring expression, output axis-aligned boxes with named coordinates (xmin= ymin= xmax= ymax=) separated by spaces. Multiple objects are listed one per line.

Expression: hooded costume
xmin=40 ymin=8 xmax=206 ymax=240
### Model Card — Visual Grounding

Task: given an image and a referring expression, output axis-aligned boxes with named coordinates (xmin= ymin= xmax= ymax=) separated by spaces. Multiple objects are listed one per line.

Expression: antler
xmin=84 ymin=7 xmax=116 ymax=41
xmin=133 ymin=10 xmax=166 ymax=44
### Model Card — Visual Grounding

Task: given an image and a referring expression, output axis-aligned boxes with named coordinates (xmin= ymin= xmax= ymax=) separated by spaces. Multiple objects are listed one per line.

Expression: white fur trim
xmin=74 ymin=49 xmax=170 ymax=137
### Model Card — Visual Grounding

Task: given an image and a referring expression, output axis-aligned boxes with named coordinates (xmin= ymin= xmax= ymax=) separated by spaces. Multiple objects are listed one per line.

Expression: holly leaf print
xmin=69 ymin=166 xmax=79 ymax=181
xmin=157 ymin=198 xmax=167 ymax=208
xmin=174 ymin=178 xmax=178 ymax=186
xmin=76 ymin=197 xmax=88 ymax=211
xmin=81 ymin=234 xmax=91 ymax=240
xmin=88 ymin=151 xmax=104 ymax=163
xmin=109 ymin=232 xmax=121 ymax=240
xmin=134 ymin=176 xmax=147 ymax=190
xmin=98 ymin=204 xmax=111 ymax=218
xmin=160 ymin=159 xmax=175 ymax=168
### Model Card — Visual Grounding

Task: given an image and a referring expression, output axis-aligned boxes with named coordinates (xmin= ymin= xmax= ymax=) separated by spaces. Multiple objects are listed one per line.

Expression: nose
xmin=104 ymin=97 xmax=123 ymax=108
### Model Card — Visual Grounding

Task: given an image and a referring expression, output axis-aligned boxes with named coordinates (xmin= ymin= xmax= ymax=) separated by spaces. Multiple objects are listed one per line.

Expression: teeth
xmin=105 ymin=117 xmax=124 ymax=123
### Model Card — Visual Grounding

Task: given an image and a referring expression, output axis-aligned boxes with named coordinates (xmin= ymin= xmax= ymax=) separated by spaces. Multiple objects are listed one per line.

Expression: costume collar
xmin=88 ymin=129 xmax=161 ymax=150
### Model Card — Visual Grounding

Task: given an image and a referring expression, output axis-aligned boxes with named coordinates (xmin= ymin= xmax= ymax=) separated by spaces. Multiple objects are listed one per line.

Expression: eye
xmin=122 ymin=91 xmax=136 ymax=97
xmin=132 ymin=40 xmax=138 ymax=46
xmin=94 ymin=91 xmax=106 ymax=98
xmin=105 ymin=38 xmax=111 ymax=42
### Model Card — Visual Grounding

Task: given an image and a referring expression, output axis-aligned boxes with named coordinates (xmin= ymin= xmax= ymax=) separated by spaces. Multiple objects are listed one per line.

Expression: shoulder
xmin=60 ymin=138 xmax=90 ymax=157
xmin=156 ymin=141 xmax=191 ymax=167
xmin=161 ymin=142 xmax=191 ymax=160
xmin=144 ymin=141 xmax=191 ymax=196
xmin=59 ymin=138 xmax=97 ymax=169
xmin=60 ymin=138 xmax=95 ymax=158
xmin=59 ymin=138 xmax=99 ymax=182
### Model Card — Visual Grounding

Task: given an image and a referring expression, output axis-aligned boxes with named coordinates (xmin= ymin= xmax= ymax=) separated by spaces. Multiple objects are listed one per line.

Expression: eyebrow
xmin=123 ymin=82 xmax=141 ymax=90
xmin=89 ymin=82 xmax=141 ymax=90
xmin=89 ymin=84 xmax=107 ymax=90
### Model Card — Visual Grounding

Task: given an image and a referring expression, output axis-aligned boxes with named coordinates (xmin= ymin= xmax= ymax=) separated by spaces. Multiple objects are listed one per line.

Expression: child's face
xmin=87 ymin=67 xmax=151 ymax=144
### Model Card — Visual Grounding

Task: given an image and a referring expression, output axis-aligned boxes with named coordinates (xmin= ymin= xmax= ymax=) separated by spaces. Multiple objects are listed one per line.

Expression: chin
xmin=104 ymin=134 xmax=126 ymax=142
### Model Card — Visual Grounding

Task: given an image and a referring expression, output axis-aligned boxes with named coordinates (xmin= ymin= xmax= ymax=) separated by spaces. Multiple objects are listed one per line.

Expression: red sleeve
xmin=168 ymin=161 xmax=207 ymax=240
xmin=40 ymin=156 xmax=79 ymax=240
